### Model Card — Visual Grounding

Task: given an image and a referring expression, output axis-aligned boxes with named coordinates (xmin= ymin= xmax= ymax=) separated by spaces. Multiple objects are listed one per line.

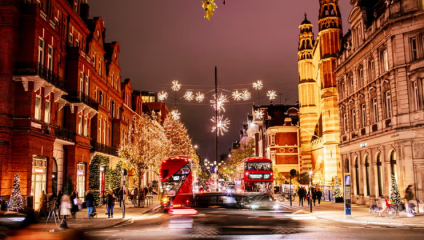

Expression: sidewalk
xmin=31 ymin=199 xmax=160 ymax=231
xmin=279 ymin=199 xmax=424 ymax=227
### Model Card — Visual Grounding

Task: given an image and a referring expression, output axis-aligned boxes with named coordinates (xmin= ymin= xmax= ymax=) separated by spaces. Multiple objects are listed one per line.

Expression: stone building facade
xmin=0 ymin=0 xmax=167 ymax=209
xmin=297 ymin=0 xmax=342 ymax=185
xmin=335 ymin=0 xmax=424 ymax=209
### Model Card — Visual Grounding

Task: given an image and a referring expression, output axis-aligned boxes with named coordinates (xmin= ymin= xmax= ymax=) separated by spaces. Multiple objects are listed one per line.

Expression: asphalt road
xmin=84 ymin=208 xmax=424 ymax=240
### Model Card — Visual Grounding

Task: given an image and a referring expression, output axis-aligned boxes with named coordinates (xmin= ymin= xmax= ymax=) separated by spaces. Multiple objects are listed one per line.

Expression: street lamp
xmin=194 ymin=145 xmax=198 ymax=149
xmin=307 ymin=164 xmax=313 ymax=213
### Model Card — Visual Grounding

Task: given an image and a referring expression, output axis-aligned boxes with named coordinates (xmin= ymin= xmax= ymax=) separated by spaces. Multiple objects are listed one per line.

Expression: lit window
xmin=74 ymin=0 xmax=78 ymax=12
xmin=414 ymin=81 xmax=419 ymax=111
xmin=35 ymin=95 xmax=42 ymax=120
xmin=383 ymin=50 xmax=389 ymax=72
xmin=351 ymin=109 xmax=356 ymax=130
xmin=44 ymin=100 xmax=51 ymax=124
xmin=69 ymin=33 xmax=74 ymax=47
xmin=76 ymin=39 xmax=80 ymax=48
xmin=78 ymin=115 xmax=83 ymax=134
xmin=361 ymin=104 xmax=366 ymax=127
xmin=343 ymin=113 xmax=347 ymax=133
xmin=385 ymin=91 xmax=392 ymax=118
xmin=373 ymin=98 xmax=378 ymax=123
xmin=98 ymin=119 xmax=102 ymax=143
xmin=411 ymin=37 xmax=418 ymax=61
xmin=38 ymin=38 xmax=44 ymax=65
xmin=85 ymin=76 xmax=89 ymax=95
xmin=99 ymin=61 xmax=102 ymax=76
xmin=84 ymin=118 xmax=88 ymax=137
xmin=47 ymin=45 xmax=53 ymax=71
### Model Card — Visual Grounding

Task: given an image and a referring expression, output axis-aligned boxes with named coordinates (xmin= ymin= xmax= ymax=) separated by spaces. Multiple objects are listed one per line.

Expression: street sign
xmin=344 ymin=173 xmax=352 ymax=218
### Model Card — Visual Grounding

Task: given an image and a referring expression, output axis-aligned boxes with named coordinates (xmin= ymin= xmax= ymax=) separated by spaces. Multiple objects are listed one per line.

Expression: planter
xmin=333 ymin=197 xmax=344 ymax=203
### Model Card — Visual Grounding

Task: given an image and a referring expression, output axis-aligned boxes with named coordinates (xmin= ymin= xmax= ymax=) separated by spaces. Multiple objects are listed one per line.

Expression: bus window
xmin=162 ymin=164 xmax=191 ymax=197
xmin=246 ymin=162 xmax=271 ymax=171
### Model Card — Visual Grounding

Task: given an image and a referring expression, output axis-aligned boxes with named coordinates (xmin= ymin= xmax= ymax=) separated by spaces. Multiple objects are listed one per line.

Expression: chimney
xmin=80 ymin=3 xmax=90 ymax=20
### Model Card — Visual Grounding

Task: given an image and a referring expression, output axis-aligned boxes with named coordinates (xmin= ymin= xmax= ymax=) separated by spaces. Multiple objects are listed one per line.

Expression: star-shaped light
xmin=171 ymin=109 xmax=181 ymax=120
xmin=232 ymin=90 xmax=243 ymax=101
xmin=253 ymin=80 xmax=263 ymax=90
xmin=171 ymin=80 xmax=181 ymax=91
xmin=242 ymin=90 xmax=251 ymax=101
xmin=158 ymin=91 xmax=168 ymax=101
xmin=211 ymin=115 xmax=230 ymax=136
xmin=254 ymin=109 xmax=264 ymax=120
xmin=210 ymin=94 xmax=229 ymax=112
xmin=195 ymin=92 xmax=205 ymax=103
xmin=267 ymin=90 xmax=277 ymax=100
xmin=183 ymin=91 xmax=194 ymax=101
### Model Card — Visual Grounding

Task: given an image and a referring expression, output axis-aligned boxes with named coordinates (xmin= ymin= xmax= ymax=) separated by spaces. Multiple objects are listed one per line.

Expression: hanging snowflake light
xmin=158 ymin=91 xmax=168 ymax=101
xmin=232 ymin=90 xmax=243 ymax=101
xmin=254 ymin=109 xmax=264 ymax=120
xmin=253 ymin=80 xmax=263 ymax=90
xmin=183 ymin=91 xmax=194 ymax=101
xmin=171 ymin=109 xmax=181 ymax=120
xmin=171 ymin=80 xmax=181 ymax=91
xmin=267 ymin=90 xmax=277 ymax=100
xmin=195 ymin=92 xmax=205 ymax=103
xmin=242 ymin=90 xmax=251 ymax=101
xmin=210 ymin=94 xmax=229 ymax=112
xmin=211 ymin=115 xmax=230 ymax=136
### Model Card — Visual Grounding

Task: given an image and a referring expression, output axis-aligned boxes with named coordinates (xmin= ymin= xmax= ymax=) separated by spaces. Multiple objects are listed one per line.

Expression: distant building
xmin=335 ymin=0 xmax=424 ymax=209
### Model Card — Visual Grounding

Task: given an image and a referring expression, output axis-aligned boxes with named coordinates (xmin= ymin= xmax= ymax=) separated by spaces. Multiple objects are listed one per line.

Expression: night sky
xmin=89 ymin=0 xmax=352 ymax=160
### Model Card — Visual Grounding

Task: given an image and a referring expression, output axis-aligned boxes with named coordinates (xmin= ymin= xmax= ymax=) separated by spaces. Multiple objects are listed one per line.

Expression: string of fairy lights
xmin=158 ymin=80 xmax=278 ymax=136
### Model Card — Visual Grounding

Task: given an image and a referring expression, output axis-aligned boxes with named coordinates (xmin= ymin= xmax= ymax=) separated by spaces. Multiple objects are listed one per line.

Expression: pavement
xmin=30 ymin=199 xmax=161 ymax=231
xmin=278 ymin=198 xmax=424 ymax=226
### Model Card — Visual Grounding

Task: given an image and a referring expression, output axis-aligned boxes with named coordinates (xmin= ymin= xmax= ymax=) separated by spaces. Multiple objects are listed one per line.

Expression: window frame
xmin=69 ymin=33 xmax=74 ymax=46
xmin=372 ymin=98 xmax=378 ymax=123
xmin=35 ymin=95 xmax=42 ymax=120
xmin=47 ymin=45 xmax=53 ymax=71
xmin=84 ymin=118 xmax=88 ymax=137
xmin=343 ymin=113 xmax=348 ymax=133
xmin=411 ymin=37 xmax=418 ymax=61
xmin=385 ymin=90 xmax=392 ymax=119
xmin=361 ymin=104 xmax=366 ymax=128
xmin=383 ymin=50 xmax=389 ymax=72
xmin=44 ymin=99 xmax=51 ymax=124
xmin=38 ymin=37 xmax=45 ymax=65
xmin=351 ymin=109 xmax=356 ymax=130
xmin=78 ymin=115 xmax=83 ymax=135
xmin=414 ymin=81 xmax=420 ymax=111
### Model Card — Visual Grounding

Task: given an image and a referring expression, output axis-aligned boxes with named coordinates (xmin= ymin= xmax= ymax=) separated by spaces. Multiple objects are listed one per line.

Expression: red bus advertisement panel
xmin=160 ymin=156 xmax=193 ymax=210
xmin=235 ymin=157 xmax=273 ymax=193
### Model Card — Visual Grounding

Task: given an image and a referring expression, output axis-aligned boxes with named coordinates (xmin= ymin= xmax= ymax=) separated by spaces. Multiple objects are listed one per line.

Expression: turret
xmin=298 ymin=14 xmax=314 ymax=61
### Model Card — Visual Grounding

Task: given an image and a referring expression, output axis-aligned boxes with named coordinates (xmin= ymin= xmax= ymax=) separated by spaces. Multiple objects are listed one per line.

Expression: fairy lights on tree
xmin=201 ymin=0 xmax=218 ymax=20
xmin=183 ymin=91 xmax=195 ymax=101
xmin=211 ymin=115 xmax=230 ymax=136
xmin=8 ymin=174 xmax=24 ymax=212
xmin=267 ymin=90 xmax=277 ymax=100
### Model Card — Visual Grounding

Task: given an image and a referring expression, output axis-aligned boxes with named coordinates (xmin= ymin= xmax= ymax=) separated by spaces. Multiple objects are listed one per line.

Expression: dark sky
xmin=89 ymin=0 xmax=352 ymax=160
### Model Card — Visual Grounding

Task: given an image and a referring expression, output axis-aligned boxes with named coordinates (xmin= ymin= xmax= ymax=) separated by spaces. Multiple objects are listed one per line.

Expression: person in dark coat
xmin=143 ymin=187 xmax=149 ymax=196
xmin=56 ymin=190 xmax=63 ymax=218
xmin=312 ymin=187 xmax=317 ymax=206
xmin=70 ymin=191 xmax=78 ymax=218
xmin=316 ymin=188 xmax=323 ymax=206
xmin=107 ymin=190 xmax=116 ymax=218
xmin=85 ymin=190 xmax=95 ymax=219
xmin=297 ymin=187 xmax=304 ymax=206
xmin=118 ymin=187 xmax=124 ymax=207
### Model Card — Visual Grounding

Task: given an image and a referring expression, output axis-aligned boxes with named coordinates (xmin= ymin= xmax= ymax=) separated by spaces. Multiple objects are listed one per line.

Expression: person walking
xmin=312 ymin=187 xmax=317 ymax=206
xmin=405 ymin=184 xmax=415 ymax=217
xmin=297 ymin=187 xmax=304 ymax=206
xmin=118 ymin=187 xmax=124 ymax=208
xmin=60 ymin=193 xmax=71 ymax=220
xmin=316 ymin=188 xmax=322 ymax=206
xmin=85 ymin=190 xmax=95 ymax=219
xmin=107 ymin=190 xmax=116 ymax=218
xmin=70 ymin=191 xmax=78 ymax=218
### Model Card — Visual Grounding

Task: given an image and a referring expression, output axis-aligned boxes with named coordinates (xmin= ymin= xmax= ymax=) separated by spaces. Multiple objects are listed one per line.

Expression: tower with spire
xmin=297 ymin=0 xmax=343 ymax=185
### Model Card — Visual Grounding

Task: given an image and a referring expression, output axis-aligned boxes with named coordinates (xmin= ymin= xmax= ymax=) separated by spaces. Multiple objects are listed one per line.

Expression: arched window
xmin=376 ymin=154 xmax=383 ymax=197
xmin=390 ymin=151 xmax=397 ymax=179
xmin=355 ymin=157 xmax=360 ymax=195
xmin=365 ymin=156 xmax=370 ymax=196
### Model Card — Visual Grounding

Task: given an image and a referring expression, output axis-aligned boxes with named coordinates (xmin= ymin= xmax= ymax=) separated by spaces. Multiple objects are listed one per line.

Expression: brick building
xmin=335 ymin=0 xmax=424 ymax=209
xmin=0 ymin=0 xmax=168 ymax=209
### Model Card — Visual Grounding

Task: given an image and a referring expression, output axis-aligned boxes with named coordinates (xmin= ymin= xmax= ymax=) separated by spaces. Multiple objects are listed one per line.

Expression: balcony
xmin=91 ymin=141 xmax=118 ymax=157
xmin=13 ymin=62 xmax=68 ymax=92
xmin=62 ymin=92 xmax=99 ymax=118
xmin=54 ymin=126 xmax=76 ymax=143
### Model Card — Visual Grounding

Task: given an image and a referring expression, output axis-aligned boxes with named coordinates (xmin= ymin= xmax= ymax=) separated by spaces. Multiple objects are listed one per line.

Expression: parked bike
xmin=369 ymin=198 xmax=397 ymax=219
xmin=277 ymin=192 xmax=295 ymax=202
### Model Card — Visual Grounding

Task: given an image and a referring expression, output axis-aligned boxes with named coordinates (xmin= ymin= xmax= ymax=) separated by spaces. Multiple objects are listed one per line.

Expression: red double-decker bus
xmin=235 ymin=157 xmax=273 ymax=193
xmin=160 ymin=156 xmax=195 ymax=213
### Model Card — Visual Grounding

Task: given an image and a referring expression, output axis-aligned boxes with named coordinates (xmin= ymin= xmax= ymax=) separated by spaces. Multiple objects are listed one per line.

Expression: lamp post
xmin=307 ymin=164 xmax=313 ymax=213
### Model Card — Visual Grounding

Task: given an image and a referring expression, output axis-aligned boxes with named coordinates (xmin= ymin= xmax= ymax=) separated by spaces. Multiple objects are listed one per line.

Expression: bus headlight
xmin=162 ymin=197 xmax=169 ymax=204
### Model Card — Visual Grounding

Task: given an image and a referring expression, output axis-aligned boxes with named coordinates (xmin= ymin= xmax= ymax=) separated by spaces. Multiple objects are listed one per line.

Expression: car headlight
xmin=251 ymin=204 xmax=258 ymax=209
xmin=273 ymin=204 xmax=280 ymax=210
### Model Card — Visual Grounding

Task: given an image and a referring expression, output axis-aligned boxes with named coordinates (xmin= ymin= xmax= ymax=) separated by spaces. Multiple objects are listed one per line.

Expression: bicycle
xmin=369 ymin=198 xmax=397 ymax=219
xmin=277 ymin=192 xmax=295 ymax=202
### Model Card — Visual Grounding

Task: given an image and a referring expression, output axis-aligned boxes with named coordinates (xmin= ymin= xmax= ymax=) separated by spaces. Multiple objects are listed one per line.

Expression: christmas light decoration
xmin=158 ymin=91 xmax=168 ymax=101
xmin=195 ymin=92 xmax=205 ymax=103
xmin=8 ymin=174 xmax=24 ymax=211
xmin=171 ymin=80 xmax=181 ymax=91
xmin=253 ymin=80 xmax=263 ymax=90
xmin=211 ymin=115 xmax=230 ymax=136
xmin=333 ymin=176 xmax=343 ymax=198
xmin=254 ymin=109 xmax=264 ymax=120
xmin=267 ymin=90 xmax=277 ymax=100
xmin=232 ymin=90 xmax=243 ymax=101
xmin=171 ymin=109 xmax=181 ymax=120
xmin=210 ymin=94 xmax=229 ymax=112
xmin=183 ymin=91 xmax=194 ymax=101
xmin=390 ymin=174 xmax=402 ymax=205
xmin=242 ymin=90 xmax=251 ymax=101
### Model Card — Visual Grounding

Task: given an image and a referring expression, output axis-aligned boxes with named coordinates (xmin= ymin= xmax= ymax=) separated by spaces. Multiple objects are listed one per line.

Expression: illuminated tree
xmin=218 ymin=138 xmax=255 ymax=180
xmin=273 ymin=167 xmax=286 ymax=185
xmin=333 ymin=176 xmax=343 ymax=198
xmin=390 ymin=174 xmax=402 ymax=205
xmin=8 ymin=174 xmax=24 ymax=212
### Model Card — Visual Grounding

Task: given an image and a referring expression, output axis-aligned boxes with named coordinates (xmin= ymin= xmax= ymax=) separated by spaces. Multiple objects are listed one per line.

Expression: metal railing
xmin=63 ymin=91 xmax=99 ymax=111
xmin=13 ymin=62 xmax=67 ymax=91
xmin=54 ymin=126 xmax=76 ymax=142
xmin=91 ymin=141 xmax=118 ymax=156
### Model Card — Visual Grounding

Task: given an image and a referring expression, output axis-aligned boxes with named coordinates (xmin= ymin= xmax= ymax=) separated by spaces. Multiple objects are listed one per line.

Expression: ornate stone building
xmin=335 ymin=0 xmax=424 ymax=209
xmin=298 ymin=0 xmax=343 ymax=185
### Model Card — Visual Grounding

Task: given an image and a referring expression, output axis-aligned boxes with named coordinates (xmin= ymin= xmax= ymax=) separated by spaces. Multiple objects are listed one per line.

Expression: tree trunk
xmin=138 ymin=168 xmax=142 ymax=207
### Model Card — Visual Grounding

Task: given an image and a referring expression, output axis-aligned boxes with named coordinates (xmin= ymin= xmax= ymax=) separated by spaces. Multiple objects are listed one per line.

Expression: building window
xmin=76 ymin=39 xmax=80 ymax=48
xmin=78 ymin=115 xmax=82 ymax=134
xmin=414 ymin=81 xmax=419 ymax=111
xmin=377 ymin=154 xmax=383 ymax=197
xmin=103 ymin=120 xmax=106 ymax=144
xmin=390 ymin=151 xmax=397 ymax=180
xmin=111 ymin=74 xmax=114 ymax=88
xmin=69 ymin=33 xmax=74 ymax=47
xmin=351 ymin=109 xmax=356 ymax=130
xmin=85 ymin=76 xmax=89 ymax=95
xmin=112 ymin=101 xmax=115 ymax=118
xmin=355 ymin=158 xmax=360 ymax=195
xmin=411 ymin=37 xmax=418 ymax=61
xmin=383 ymin=50 xmax=389 ymax=72
xmin=79 ymin=72 xmax=84 ymax=98
xmin=343 ymin=113 xmax=347 ymax=133
xmin=76 ymin=163 xmax=85 ymax=198
xmin=345 ymin=158 xmax=350 ymax=173
xmin=93 ymin=54 xmax=96 ymax=68
xmin=84 ymin=118 xmax=88 ymax=137
xmin=35 ymin=95 xmax=42 ymax=120
xmin=369 ymin=60 xmax=375 ymax=81
xmin=99 ymin=61 xmax=102 ymax=76
xmin=385 ymin=91 xmax=392 ymax=119
xmin=44 ymin=100 xmax=50 ymax=124
xmin=372 ymin=98 xmax=378 ymax=123
xmin=361 ymin=104 xmax=366 ymax=127
xmin=99 ymin=91 xmax=103 ymax=105
xmin=31 ymin=156 xmax=47 ymax=210
xmin=350 ymin=76 xmax=354 ymax=94
xmin=365 ymin=157 xmax=370 ymax=196
xmin=271 ymin=135 xmax=275 ymax=145
xmin=358 ymin=67 xmax=364 ymax=88
xmin=38 ymin=38 xmax=44 ymax=65
xmin=99 ymin=119 xmax=102 ymax=143
xmin=47 ymin=45 xmax=53 ymax=71
xmin=73 ymin=0 xmax=78 ymax=12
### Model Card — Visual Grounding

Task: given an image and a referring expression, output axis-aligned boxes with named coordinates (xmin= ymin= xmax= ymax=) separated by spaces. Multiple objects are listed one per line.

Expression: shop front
xmin=31 ymin=156 xmax=47 ymax=210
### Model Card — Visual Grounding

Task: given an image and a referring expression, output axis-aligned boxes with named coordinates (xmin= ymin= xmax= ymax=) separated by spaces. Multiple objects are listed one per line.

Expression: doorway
xmin=31 ymin=156 xmax=47 ymax=210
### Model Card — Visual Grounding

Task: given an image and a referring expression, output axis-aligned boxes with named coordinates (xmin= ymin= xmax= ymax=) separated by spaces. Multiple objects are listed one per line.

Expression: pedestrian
xmin=297 ymin=187 xmax=304 ymax=206
xmin=60 ymin=193 xmax=71 ymax=220
xmin=312 ymin=187 xmax=317 ymax=206
xmin=316 ymin=188 xmax=322 ymax=206
xmin=148 ymin=185 xmax=153 ymax=195
xmin=405 ymin=184 xmax=415 ymax=217
xmin=57 ymin=190 xmax=63 ymax=218
xmin=118 ymin=187 xmax=124 ymax=207
xmin=85 ymin=190 xmax=95 ymax=219
xmin=143 ymin=186 xmax=149 ymax=196
xmin=70 ymin=191 xmax=78 ymax=218
xmin=38 ymin=191 xmax=47 ymax=217
xmin=107 ymin=190 xmax=116 ymax=218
